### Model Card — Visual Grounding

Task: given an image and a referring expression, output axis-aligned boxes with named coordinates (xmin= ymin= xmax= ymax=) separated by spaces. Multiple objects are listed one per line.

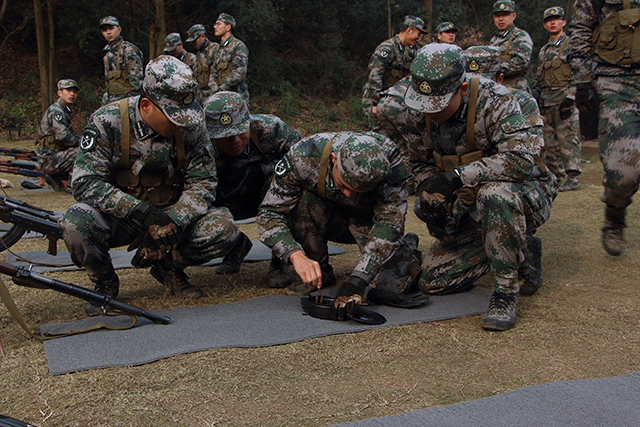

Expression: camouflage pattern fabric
xmin=257 ymin=131 xmax=419 ymax=291
xmin=37 ymin=98 xmax=80 ymax=176
xmin=490 ymin=26 xmax=533 ymax=92
xmin=214 ymin=114 xmax=301 ymax=220
xmin=194 ymin=38 xmax=220 ymax=104
xmin=214 ymin=35 xmax=250 ymax=103
xmin=569 ymin=0 xmax=640 ymax=209
xmin=540 ymin=102 xmax=581 ymax=182
xmin=362 ymin=35 xmax=417 ymax=129
xmin=179 ymin=50 xmax=197 ymax=74
xmin=101 ymin=35 xmax=144 ymax=105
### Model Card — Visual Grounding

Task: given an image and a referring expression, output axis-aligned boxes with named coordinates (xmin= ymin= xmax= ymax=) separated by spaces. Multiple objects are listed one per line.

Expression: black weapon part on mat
xmin=300 ymin=295 xmax=386 ymax=325
xmin=0 ymin=260 xmax=171 ymax=325
xmin=0 ymin=165 xmax=45 ymax=178
xmin=0 ymin=414 xmax=37 ymax=427
xmin=0 ymin=195 xmax=62 ymax=255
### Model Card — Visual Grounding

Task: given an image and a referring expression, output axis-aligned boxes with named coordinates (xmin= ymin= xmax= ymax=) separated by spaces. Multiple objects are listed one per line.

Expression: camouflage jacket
xmin=257 ymin=131 xmax=409 ymax=283
xmin=102 ymin=35 xmax=144 ymax=95
xmin=179 ymin=50 xmax=197 ymax=74
xmin=195 ymin=38 xmax=220 ymax=99
xmin=568 ymin=0 xmax=640 ymax=81
xmin=73 ymin=96 xmax=217 ymax=228
xmin=533 ymin=33 xmax=576 ymax=106
xmin=490 ymin=25 xmax=533 ymax=79
xmin=214 ymin=35 xmax=249 ymax=100
xmin=38 ymin=98 xmax=80 ymax=156
xmin=363 ymin=35 xmax=417 ymax=107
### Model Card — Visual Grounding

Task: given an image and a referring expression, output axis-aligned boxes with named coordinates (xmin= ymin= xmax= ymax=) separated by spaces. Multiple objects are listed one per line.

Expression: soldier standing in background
xmin=37 ymin=79 xmax=81 ymax=192
xmin=213 ymin=13 xmax=250 ymax=104
xmin=99 ymin=16 xmax=143 ymax=106
xmin=569 ymin=0 xmax=640 ymax=256
xmin=533 ymin=7 xmax=582 ymax=192
xmin=362 ymin=16 xmax=428 ymax=130
xmin=163 ymin=33 xmax=197 ymax=73
xmin=186 ymin=24 xmax=220 ymax=104
xmin=490 ymin=0 xmax=533 ymax=93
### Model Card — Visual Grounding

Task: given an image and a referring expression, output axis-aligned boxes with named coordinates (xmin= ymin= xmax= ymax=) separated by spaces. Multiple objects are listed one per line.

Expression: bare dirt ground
xmin=0 ymin=139 xmax=639 ymax=427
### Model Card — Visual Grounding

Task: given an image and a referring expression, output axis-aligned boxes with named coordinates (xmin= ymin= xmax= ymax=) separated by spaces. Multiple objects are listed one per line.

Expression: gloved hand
xmin=559 ymin=98 xmax=575 ymax=120
xmin=575 ymin=82 xmax=597 ymax=112
xmin=130 ymin=202 xmax=174 ymax=229
xmin=422 ymin=169 xmax=463 ymax=204
xmin=332 ymin=276 xmax=367 ymax=321
xmin=130 ymin=202 xmax=180 ymax=250
xmin=129 ymin=233 xmax=165 ymax=268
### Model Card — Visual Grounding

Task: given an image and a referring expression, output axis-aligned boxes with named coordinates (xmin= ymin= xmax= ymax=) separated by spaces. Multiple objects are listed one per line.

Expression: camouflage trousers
xmin=416 ymin=178 xmax=556 ymax=296
xmin=289 ymin=191 xmax=421 ymax=293
xmin=38 ymin=147 xmax=78 ymax=177
xmin=596 ymin=75 xmax=640 ymax=209
xmin=541 ymin=104 xmax=582 ymax=181
xmin=59 ymin=203 xmax=240 ymax=284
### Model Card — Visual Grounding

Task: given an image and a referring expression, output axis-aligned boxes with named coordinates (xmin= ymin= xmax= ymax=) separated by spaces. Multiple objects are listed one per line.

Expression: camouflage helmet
xmin=203 ymin=91 xmax=250 ymax=139
xmin=186 ymin=24 xmax=206 ymax=43
xmin=405 ymin=43 xmax=466 ymax=113
xmin=463 ymin=46 xmax=501 ymax=79
xmin=493 ymin=0 xmax=516 ymax=13
xmin=403 ymin=15 xmax=428 ymax=33
xmin=142 ymin=55 xmax=203 ymax=128
xmin=57 ymin=79 xmax=80 ymax=91
xmin=543 ymin=6 xmax=565 ymax=20
xmin=334 ymin=132 xmax=390 ymax=192
xmin=163 ymin=33 xmax=182 ymax=53
xmin=217 ymin=13 xmax=236 ymax=30
xmin=437 ymin=22 xmax=459 ymax=33
xmin=99 ymin=16 xmax=120 ymax=28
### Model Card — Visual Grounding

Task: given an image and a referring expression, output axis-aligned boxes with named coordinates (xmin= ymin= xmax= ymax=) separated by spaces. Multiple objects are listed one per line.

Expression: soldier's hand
xmin=149 ymin=223 xmax=180 ymax=252
xmin=332 ymin=276 xmax=367 ymax=321
xmin=130 ymin=202 xmax=174 ymax=230
xmin=372 ymin=105 xmax=378 ymax=118
xmin=290 ymin=250 xmax=322 ymax=289
xmin=575 ymin=82 xmax=596 ymax=112
xmin=130 ymin=233 xmax=167 ymax=268
xmin=559 ymin=98 xmax=575 ymax=120
xmin=422 ymin=169 xmax=463 ymax=206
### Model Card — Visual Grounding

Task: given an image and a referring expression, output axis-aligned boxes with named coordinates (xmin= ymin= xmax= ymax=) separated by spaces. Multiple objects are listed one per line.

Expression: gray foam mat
xmin=40 ymin=286 xmax=491 ymax=375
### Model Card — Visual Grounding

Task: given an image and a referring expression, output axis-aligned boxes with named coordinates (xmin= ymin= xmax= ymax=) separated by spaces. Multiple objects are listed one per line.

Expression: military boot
xmin=559 ymin=173 xmax=579 ymax=192
xmin=267 ymin=255 xmax=292 ymax=288
xmin=519 ymin=236 xmax=543 ymax=296
xmin=285 ymin=263 xmax=336 ymax=295
xmin=481 ymin=291 xmax=517 ymax=331
xmin=216 ymin=232 xmax=253 ymax=274
xmin=150 ymin=262 xmax=202 ymax=299
xmin=84 ymin=276 xmax=120 ymax=316
xmin=602 ymin=205 xmax=626 ymax=256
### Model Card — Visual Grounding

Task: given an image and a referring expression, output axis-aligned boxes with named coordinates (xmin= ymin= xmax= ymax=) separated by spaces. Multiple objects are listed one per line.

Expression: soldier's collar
xmin=552 ymin=34 xmax=566 ymax=46
xmin=103 ymin=35 xmax=123 ymax=51
xmin=499 ymin=26 xmax=514 ymax=37
xmin=56 ymin=98 xmax=71 ymax=110
xmin=134 ymin=98 xmax=158 ymax=141
xmin=200 ymin=37 xmax=209 ymax=51
xmin=222 ymin=35 xmax=235 ymax=47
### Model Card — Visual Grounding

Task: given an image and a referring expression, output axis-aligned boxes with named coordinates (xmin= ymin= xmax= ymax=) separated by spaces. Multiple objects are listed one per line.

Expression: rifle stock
xmin=0 ymin=260 xmax=171 ymax=325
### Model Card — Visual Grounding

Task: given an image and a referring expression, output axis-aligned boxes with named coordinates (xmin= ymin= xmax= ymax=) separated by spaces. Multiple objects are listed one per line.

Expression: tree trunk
xmin=155 ymin=0 xmax=166 ymax=53
xmin=47 ymin=0 xmax=55 ymax=105
xmin=33 ymin=0 xmax=49 ymax=114
xmin=149 ymin=23 xmax=158 ymax=59
xmin=424 ymin=0 xmax=433 ymax=41
xmin=387 ymin=0 xmax=392 ymax=39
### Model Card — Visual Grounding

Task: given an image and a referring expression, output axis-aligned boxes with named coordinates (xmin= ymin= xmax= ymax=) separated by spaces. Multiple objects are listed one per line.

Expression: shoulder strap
xmin=115 ymin=39 xmax=124 ymax=71
xmin=318 ymin=134 xmax=339 ymax=199
xmin=505 ymin=29 xmax=521 ymax=56
xmin=625 ymin=0 xmax=631 ymax=10
xmin=466 ymin=78 xmax=480 ymax=151
xmin=557 ymin=36 xmax=570 ymax=60
xmin=119 ymin=98 xmax=130 ymax=169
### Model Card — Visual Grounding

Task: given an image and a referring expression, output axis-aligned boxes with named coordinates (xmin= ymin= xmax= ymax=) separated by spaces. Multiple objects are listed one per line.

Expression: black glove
xmin=130 ymin=202 xmax=174 ymax=230
xmin=129 ymin=233 xmax=162 ymax=268
xmin=575 ymin=82 xmax=597 ymax=112
xmin=423 ymin=169 xmax=463 ymax=202
xmin=332 ymin=276 xmax=367 ymax=321
xmin=559 ymin=98 xmax=575 ymax=120
xmin=130 ymin=202 xmax=179 ymax=250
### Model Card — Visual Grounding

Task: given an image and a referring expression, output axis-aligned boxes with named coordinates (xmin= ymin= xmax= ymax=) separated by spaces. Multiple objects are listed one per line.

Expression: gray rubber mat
xmin=40 ymin=286 xmax=491 ymax=375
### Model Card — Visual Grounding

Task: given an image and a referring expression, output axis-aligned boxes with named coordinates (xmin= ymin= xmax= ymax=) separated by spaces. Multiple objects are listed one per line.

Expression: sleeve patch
xmin=54 ymin=113 xmax=63 ymax=122
xmin=80 ymin=127 xmax=99 ymax=151
xmin=274 ymin=154 xmax=293 ymax=177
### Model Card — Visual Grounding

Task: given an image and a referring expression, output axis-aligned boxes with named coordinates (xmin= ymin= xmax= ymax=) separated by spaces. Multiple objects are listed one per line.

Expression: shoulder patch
xmin=380 ymin=50 xmax=389 ymax=58
xmin=274 ymin=154 xmax=293 ymax=178
xmin=80 ymin=127 xmax=99 ymax=151
xmin=54 ymin=113 xmax=63 ymax=122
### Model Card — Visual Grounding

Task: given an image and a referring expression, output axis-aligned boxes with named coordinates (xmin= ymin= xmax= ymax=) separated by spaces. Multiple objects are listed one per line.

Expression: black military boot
xmin=285 ymin=262 xmax=336 ymax=295
xmin=84 ymin=276 xmax=120 ymax=316
xmin=150 ymin=262 xmax=202 ymax=299
xmin=602 ymin=205 xmax=626 ymax=256
xmin=267 ymin=255 xmax=292 ymax=288
xmin=216 ymin=232 xmax=253 ymax=274
xmin=481 ymin=291 xmax=517 ymax=331
xmin=519 ymin=236 xmax=543 ymax=296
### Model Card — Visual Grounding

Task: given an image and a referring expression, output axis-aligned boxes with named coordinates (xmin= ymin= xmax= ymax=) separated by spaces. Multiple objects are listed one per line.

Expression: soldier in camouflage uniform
xmin=569 ymin=0 xmax=640 ymax=256
xmin=405 ymin=44 xmax=556 ymax=330
xmin=186 ymin=24 xmax=220 ymax=104
xmin=37 ymin=79 xmax=81 ymax=191
xmin=59 ymin=56 xmax=244 ymax=316
xmin=362 ymin=16 xmax=428 ymax=130
xmin=99 ymin=16 xmax=144 ymax=106
xmin=436 ymin=22 xmax=459 ymax=44
xmin=203 ymin=91 xmax=301 ymax=286
xmin=490 ymin=0 xmax=533 ymax=93
xmin=257 ymin=132 xmax=424 ymax=312
xmin=532 ymin=7 xmax=582 ymax=192
xmin=163 ymin=33 xmax=197 ymax=73
xmin=213 ymin=14 xmax=250 ymax=104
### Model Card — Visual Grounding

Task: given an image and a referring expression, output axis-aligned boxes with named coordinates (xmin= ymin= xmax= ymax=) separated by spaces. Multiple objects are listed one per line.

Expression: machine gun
xmin=0 ymin=195 xmax=62 ymax=255
xmin=0 ymin=260 xmax=171 ymax=325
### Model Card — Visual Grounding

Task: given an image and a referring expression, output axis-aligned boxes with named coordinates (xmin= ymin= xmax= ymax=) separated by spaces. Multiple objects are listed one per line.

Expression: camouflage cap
xmin=463 ymin=46 xmax=501 ymax=79
xmin=437 ymin=22 xmax=459 ymax=33
xmin=186 ymin=24 xmax=206 ymax=43
xmin=334 ymin=133 xmax=390 ymax=192
xmin=57 ymin=79 xmax=80 ymax=91
xmin=203 ymin=91 xmax=250 ymax=139
xmin=217 ymin=13 xmax=236 ymax=30
xmin=403 ymin=15 xmax=428 ymax=33
xmin=544 ymin=6 xmax=565 ymax=20
xmin=142 ymin=55 xmax=203 ymax=128
xmin=163 ymin=33 xmax=182 ymax=53
xmin=99 ymin=16 xmax=120 ymax=28
xmin=405 ymin=44 xmax=466 ymax=113
xmin=493 ymin=0 xmax=516 ymax=13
